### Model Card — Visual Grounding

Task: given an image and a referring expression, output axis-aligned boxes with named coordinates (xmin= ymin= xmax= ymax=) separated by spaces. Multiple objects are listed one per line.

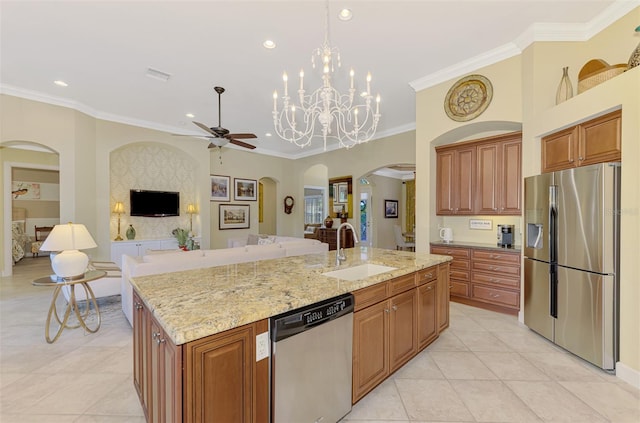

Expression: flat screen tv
xmin=130 ymin=189 xmax=180 ymax=217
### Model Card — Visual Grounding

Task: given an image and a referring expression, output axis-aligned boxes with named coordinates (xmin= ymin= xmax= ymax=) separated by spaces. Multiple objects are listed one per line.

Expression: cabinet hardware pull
xmin=135 ymin=304 xmax=143 ymax=310
xmin=156 ymin=338 xmax=165 ymax=345
xmin=449 ymin=285 xmax=453 ymax=288
xmin=392 ymin=305 xmax=398 ymax=311
xmin=569 ymin=159 xmax=574 ymax=163
xmin=426 ymin=286 xmax=433 ymax=291
xmin=152 ymin=332 xmax=160 ymax=339
xmin=384 ymin=308 xmax=390 ymax=313
xmin=579 ymin=156 xmax=584 ymax=161
xmin=489 ymin=293 xmax=501 ymax=298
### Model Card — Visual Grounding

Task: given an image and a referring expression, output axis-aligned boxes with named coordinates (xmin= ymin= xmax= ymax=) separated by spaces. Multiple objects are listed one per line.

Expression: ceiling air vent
xmin=145 ymin=67 xmax=172 ymax=82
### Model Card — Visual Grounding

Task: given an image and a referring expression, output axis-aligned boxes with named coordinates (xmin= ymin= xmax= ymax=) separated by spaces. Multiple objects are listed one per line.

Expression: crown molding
xmin=410 ymin=0 xmax=639 ymax=92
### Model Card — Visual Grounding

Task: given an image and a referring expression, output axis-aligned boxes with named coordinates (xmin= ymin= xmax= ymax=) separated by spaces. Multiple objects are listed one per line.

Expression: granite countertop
xmin=430 ymin=240 xmax=521 ymax=253
xmin=131 ymin=247 xmax=452 ymax=345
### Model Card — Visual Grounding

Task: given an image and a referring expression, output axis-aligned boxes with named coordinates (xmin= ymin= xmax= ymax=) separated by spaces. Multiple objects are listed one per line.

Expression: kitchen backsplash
xmin=431 ymin=215 xmax=523 ymax=246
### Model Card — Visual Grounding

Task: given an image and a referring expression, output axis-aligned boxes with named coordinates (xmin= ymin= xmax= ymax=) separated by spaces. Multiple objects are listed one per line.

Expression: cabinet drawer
xmin=353 ymin=282 xmax=388 ymax=311
xmin=416 ymin=267 xmax=437 ymax=285
xmin=450 ymin=281 xmax=469 ymax=297
xmin=472 ymin=249 xmax=520 ymax=263
xmin=389 ymin=274 xmax=417 ymax=296
xmin=472 ymin=285 xmax=519 ymax=308
xmin=450 ymin=269 xmax=470 ymax=281
xmin=431 ymin=246 xmax=470 ymax=259
xmin=472 ymin=272 xmax=520 ymax=289
xmin=472 ymin=261 xmax=520 ymax=276
xmin=450 ymin=259 xmax=470 ymax=270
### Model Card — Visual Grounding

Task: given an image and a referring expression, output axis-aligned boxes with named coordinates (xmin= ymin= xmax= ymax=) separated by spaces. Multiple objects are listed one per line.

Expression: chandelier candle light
xmin=272 ymin=0 xmax=381 ymax=150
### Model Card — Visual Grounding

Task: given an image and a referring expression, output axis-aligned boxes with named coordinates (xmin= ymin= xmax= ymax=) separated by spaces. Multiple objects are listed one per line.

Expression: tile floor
xmin=1 ymin=258 xmax=639 ymax=422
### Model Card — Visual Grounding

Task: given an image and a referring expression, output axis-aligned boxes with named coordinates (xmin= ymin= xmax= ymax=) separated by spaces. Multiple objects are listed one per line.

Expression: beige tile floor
xmin=2 ymin=258 xmax=639 ymax=422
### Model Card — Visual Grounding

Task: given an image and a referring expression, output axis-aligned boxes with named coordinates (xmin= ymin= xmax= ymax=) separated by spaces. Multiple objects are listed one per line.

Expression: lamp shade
xmin=40 ymin=223 xmax=98 ymax=252
xmin=40 ymin=223 xmax=97 ymax=280
xmin=186 ymin=204 xmax=196 ymax=215
xmin=113 ymin=201 xmax=125 ymax=214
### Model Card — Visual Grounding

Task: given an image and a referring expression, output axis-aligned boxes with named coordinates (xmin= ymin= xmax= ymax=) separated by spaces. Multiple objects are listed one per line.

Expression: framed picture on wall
xmin=337 ymin=183 xmax=348 ymax=203
xmin=210 ymin=175 xmax=230 ymax=201
xmin=219 ymin=204 xmax=250 ymax=229
xmin=234 ymin=178 xmax=257 ymax=201
xmin=384 ymin=199 xmax=398 ymax=218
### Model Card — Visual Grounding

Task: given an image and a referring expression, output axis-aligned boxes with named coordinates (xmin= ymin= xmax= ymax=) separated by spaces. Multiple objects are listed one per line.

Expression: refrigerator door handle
xmin=549 ymin=185 xmax=557 ymax=264
xmin=549 ymin=185 xmax=558 ymax=319
xmin=550 ymin=264 xmax=558 ymax=318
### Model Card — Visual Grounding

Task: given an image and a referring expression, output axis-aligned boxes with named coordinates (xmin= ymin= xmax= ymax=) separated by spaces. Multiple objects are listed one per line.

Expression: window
xmin=304 ymin=187 xmax=325 ymax=224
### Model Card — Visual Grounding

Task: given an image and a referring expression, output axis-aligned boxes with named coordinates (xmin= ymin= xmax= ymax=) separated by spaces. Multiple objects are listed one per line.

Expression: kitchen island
xmin=131 ymin=247 xmax=452 ymax=422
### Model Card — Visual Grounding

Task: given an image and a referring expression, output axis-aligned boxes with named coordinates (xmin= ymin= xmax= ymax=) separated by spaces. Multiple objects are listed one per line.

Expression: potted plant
xmin=172 ymin=228 xmax=190 ymax=250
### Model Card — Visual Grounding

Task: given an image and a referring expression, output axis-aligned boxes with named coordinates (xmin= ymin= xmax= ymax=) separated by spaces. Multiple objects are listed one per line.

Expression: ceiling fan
xmin=176 ymin=86 xmax=257 ymax=150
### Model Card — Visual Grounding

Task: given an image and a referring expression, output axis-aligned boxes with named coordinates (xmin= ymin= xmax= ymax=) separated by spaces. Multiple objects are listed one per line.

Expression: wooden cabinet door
xmin=183 ymin=324 xmax=255 ymax=423
xmin=437 ymin=263 xmax=450 ymax=332
xmin=389 ymin=290 xmax=418 ymax=373
xmin=417 ymin=280 xmax=438 ymax=350
xmin=161 ymin=335 xmax=182 ymax=423
xmin=500 ymin=139 xmax=522 ymax=215
xmin=476 ymin=143 xmax=499 ymax=214
xmin=542 ymin=126 xmax=578 ymax=173
xmin=455 ymin=147 xmax=476 ymax=214
xmin=436 ymin=150 xmax=455 ymax=214
xmin=150 ymin=318 xmax=163 ymax=423
xmin=436 ymin=146 xmax=476 ymax=215
xmin=353 ymin=301 xmax=389 ymax=403
xmin=132 ymin=291 xmax=150 ymax=420
xmin=579 ymin=110 xmax=621 ymax=166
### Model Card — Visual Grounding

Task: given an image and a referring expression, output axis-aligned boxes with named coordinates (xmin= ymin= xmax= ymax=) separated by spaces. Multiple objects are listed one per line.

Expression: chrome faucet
xmin=336 ymin=222 xmax=358 ymax=266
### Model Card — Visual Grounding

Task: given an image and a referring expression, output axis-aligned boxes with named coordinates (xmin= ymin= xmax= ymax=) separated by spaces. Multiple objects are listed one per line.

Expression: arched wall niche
xmin=109 ymin=141 xmax=200 ymax=240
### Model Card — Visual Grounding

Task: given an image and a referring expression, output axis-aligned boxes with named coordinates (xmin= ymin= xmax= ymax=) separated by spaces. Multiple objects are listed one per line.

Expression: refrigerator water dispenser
xmin=527 ymin=223 xmax=544 ymax=249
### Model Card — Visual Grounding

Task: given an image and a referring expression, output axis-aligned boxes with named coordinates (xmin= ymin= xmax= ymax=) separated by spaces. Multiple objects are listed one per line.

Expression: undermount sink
xmin=322 ymin=264 xmax=398 ymax=281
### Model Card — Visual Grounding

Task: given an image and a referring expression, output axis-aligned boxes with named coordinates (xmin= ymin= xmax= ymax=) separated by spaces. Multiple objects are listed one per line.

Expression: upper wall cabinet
xmin=436 ymin=132 xmax=522 ymax=216
xmin=541 ymin=110 xmax=621 ymax=173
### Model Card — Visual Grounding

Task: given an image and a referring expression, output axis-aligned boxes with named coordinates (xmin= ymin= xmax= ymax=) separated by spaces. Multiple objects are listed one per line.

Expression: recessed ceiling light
xmin=54 ymin=80 xmax=68 ymax=87
xmin=263 ymin=40 xmax=276 ymax=49
xmin=265 ymin=133 xmax=272 ymax=137
xmin=186 ymin=113 xmax=195 ymax=118
xmin=338 ymin=8 xmax=352 ymax=21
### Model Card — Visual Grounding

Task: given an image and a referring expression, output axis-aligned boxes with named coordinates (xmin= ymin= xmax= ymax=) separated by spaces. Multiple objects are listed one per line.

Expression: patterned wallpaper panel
xmin=110 ymin=143 xmax=198 ymax=240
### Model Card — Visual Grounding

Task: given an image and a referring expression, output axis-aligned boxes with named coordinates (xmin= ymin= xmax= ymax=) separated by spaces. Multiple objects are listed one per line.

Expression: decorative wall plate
xmin=444 ymin=74 xmax=493 ymax=122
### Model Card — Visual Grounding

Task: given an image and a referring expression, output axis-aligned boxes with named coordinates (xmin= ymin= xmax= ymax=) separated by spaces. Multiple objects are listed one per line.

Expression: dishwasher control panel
xmin=271 ymin=293 xmax=354 ymax=342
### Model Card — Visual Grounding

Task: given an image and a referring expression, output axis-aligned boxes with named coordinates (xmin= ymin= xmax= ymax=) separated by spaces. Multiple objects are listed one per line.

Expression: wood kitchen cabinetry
xmin=542 ymin=110 xmax=621 ymax=173
xmin=436 ymin=132 xmax=522 ymax=216
xmin=436 ymin=145 xmax=476 ymax=215
xmin=416 ymin=269 xmax=438 ymax=350
xmin=133 ymin=290 xmax=181 ymax=423
xmin=476 ymin=134 xmax=522 ymax=215
xmin=352 ymin=264 xmax=448 ymax=403
xmin=430 ymin=245 xmax=520 ymax=315
xmin=133 ymin=289 xmax=269 ymax=423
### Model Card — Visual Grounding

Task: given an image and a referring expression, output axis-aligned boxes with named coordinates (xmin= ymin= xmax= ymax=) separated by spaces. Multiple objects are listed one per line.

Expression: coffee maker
xmin=497 ymin=224 xmax=514 ymax=248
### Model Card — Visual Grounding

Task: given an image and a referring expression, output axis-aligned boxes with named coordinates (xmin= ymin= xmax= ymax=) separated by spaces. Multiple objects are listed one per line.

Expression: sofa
xmin=120 ymin=236 xmax=328 ymax=326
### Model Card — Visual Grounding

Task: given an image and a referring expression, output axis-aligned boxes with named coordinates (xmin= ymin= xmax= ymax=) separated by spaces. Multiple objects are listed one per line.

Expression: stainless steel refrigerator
xmin=524 ymin=162 xmax=620 ymax=371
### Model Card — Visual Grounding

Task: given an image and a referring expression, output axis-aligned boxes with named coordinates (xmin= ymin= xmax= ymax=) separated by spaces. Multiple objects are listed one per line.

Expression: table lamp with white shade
xmin=39 ymin=223 xmax=98 ymax=281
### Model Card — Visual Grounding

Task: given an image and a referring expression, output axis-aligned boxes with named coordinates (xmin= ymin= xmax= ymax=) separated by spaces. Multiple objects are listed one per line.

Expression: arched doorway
xmin=2 ymin=142 xmax=60 ymax=276
xmin=259 ymin=177 xmax=277 ymax=234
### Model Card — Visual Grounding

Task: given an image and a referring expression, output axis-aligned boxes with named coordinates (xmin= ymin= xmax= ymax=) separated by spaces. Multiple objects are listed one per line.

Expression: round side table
xmin=33 ymin=270 xmax=107 ymax=343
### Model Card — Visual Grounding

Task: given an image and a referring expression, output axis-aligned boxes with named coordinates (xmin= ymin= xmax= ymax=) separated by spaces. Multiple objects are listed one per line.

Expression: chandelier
xmin=272 ymin=1 xmax=381 ymax=151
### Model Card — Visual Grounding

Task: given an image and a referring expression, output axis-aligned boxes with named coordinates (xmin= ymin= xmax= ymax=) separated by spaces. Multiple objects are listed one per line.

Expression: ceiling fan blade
xmin=226 ymin=133 xmax=257 ymax=139
xmin=193 ymin=121 xmax=219 ymax=137
xmin=229 ymin=139 xmax=257 ymax=149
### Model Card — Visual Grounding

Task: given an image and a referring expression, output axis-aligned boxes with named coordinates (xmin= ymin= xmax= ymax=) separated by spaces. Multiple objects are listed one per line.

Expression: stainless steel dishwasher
xmin=271 ymin=293 xmax=354 ymax=423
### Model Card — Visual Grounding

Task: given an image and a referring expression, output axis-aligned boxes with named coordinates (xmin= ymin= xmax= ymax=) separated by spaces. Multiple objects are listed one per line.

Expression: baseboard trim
xmin=616 ymin=361 xmax=640 ymax=389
